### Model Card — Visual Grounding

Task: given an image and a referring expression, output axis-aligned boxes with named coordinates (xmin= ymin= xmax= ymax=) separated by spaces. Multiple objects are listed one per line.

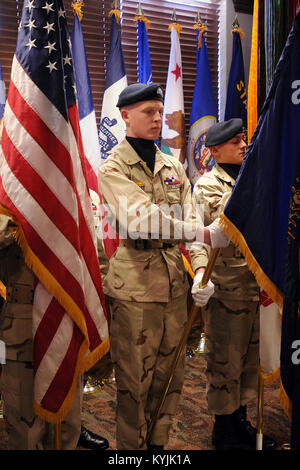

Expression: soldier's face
xmin=211 ymin=133 xmax=247 ymax=165
xmin=121 ymin=100 xmax=164 ymax=140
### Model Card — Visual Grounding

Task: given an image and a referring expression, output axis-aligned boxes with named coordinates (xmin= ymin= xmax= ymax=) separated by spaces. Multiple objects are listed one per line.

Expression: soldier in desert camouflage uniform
xmin=190 ymin=119 xmax=277 ymax=450
xmin=98 ymin=83 xmax=229 ymax=450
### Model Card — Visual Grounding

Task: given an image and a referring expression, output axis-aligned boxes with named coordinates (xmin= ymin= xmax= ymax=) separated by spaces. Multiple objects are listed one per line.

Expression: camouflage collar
xmin=116 ymin=138 xmax=173 ymax=171
xmin=213 ymin=163 xmax=236 ymax=185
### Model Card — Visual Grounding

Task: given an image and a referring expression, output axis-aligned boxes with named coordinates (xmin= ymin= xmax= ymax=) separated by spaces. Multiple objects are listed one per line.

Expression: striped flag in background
xmin=70 ymin=6 xmax=115 ymax=258
xmin=99 ymin=8 xmax=127 ymax=163
xmin=71 ymin=9 xmax=101 ymax=193
xmin=0 ymin=0 xmax=109 ymax=423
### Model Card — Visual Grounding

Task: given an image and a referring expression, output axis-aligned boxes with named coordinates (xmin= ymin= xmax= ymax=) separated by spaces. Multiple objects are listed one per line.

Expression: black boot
xmin=212 ymin=414 xmax=248 ymax=450
xmin=78 ymin=425 xmax=109 ymax=450
xmin=232 ymin=405 xmax=278 ymax=450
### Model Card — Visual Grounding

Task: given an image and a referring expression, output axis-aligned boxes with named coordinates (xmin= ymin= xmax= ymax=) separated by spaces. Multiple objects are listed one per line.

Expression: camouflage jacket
xmin=190 ymin=163 xmax=259 ymax=301
xmin=0 ymin=215 xmax=34 ymax=361
xmin=97 ymin=138 xmax=193 ymax=302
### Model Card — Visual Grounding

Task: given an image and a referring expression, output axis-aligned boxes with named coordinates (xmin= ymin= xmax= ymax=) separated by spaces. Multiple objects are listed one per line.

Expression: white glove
xmin=191 ymin=272 xmax=215 ymax=307
xmin=207 ymin=218 xmax=230 ymax=248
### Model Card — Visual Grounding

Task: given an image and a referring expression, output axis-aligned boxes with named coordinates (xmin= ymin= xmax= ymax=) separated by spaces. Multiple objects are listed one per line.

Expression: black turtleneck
xmin=218 ymin=163 xmax=241 ymax=181
xmin=126 ymin=136 xmax=156 ymax=173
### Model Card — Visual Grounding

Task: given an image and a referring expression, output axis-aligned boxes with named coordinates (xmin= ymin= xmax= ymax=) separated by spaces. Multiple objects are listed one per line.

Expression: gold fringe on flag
xmin=0 ymin=280 xmax=6 ymax=301
xmin=134 ymin=14 xmax=150 ymax=31
xmin=193 ymin=23 xmax=206 ymax=49
xmin=169 ymin=22 xmax=182 ymax=38
xmin=258 ymin=363 xmax=280 ymax=385
xmin=109 ymin=9 xmax=121 ymax=24
xmin=72 ymin=1 xmax=84 ymax=21
xmin=231 ymin=26 xmax=244 ymax=40
xmin=220 ymin=213 xmax=283 ymax=310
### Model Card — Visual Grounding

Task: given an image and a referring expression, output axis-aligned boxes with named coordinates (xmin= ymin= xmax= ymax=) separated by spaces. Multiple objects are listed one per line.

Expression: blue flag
xmin=221 ymin=10 xmax=300 ymax=448
xmin=137 ymin=18 xmax=152 ymax=84
xmin=99 ymin=11 xmax=127 ymax=162
xmin=71 ymin=14 xmax=100 ymax=192
xmin=224 ymin=29 xmax=247 ymax=128
xmin=187 ymin=28 xmax=216 ymax=185
xmin=0 ymin=60 xmax=5 ymax=120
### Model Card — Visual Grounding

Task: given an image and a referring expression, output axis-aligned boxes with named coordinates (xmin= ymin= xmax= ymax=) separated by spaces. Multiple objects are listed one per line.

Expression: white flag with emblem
xmin=161 ymin=23 xmax=186 ymax=167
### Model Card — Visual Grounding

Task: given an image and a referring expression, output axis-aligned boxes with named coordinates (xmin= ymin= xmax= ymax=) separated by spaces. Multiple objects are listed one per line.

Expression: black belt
xmin=119 ymin=239 xmax=175 ymax=250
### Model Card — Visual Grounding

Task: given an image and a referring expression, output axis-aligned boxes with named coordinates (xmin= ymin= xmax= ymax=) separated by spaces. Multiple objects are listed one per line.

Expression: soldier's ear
xmin=120 ymin=107 xmax=129 ymax=124
xmin=210 ymin=146 xmax=218 ymax=158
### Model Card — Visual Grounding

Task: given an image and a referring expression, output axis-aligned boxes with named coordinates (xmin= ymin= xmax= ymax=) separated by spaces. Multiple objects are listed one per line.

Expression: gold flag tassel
xmin=193 ymin=12 xmax=206 ymax=49
xmin=134 ymin=2 xmax=150 ymax=31
xmin=72 ymin=1 xmax=84 ymax=21
xmin=169 ymin=9 xmax=182 ymax=37
xmin=231 ymin=14 xmax=244 ymax=40
xmin=109 ymin=0 xmax=121 ymax=24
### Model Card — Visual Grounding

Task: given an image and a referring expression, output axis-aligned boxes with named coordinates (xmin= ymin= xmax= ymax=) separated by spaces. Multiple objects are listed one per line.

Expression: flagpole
xmin=55 ymin=422 xmax=62 ymax=450
xmin=146 ymin=248 xmax=220 ymax=444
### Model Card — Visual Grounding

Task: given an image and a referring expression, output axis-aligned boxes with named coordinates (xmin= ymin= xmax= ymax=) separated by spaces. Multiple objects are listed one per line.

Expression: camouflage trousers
xmin=202 ymin=298 xmax=259 ymax=415
xmin=109 ymin=292 xmax=188 ymax=450
xmin=0 ymin=306 xmax=83 ymax=450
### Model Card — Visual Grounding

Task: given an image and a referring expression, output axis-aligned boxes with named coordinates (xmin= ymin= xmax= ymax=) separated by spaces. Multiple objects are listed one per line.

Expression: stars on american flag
xmin=44 ymin=40 xmax=56 ymax=54
xmin=46 ymin=60 xmax=58 ymax=73
xmin=19 ymin=1 xmax=73 ymax=78
xmin=58 ymin=7 xmax=66 ymax=18
xmin=16 ymin=0 xmax=77 ymax=118
xmin=63 ymin=55 xmax=72 ymax=66
xmin=26 ymin=0 xmax=36 ymax=13
xmin=43 ymin=21 xmax=55 ymax=34
xmin=26 ymin=38 xmax=37 ymax=50
xmin=26 ymin=18 xmax=37 ymax=31
xmin=42 ymin=2 xmax=54 ymax=14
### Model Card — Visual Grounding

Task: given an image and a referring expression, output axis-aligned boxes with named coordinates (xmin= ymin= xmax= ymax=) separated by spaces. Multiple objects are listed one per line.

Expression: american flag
xmin=0 ymin=0 xmax=109 ymax=423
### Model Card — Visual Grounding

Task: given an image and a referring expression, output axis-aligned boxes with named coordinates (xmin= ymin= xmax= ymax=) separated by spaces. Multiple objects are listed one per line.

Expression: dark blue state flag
xmin=224 ymin=28 xmax=247 ymax=129
xmin=220 ymin=9 xmax=300 ymax=448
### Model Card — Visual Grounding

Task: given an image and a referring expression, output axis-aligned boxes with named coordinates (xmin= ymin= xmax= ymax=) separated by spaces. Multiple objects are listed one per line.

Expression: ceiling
xmin=232 ymin=0 xmax=254 ymax=14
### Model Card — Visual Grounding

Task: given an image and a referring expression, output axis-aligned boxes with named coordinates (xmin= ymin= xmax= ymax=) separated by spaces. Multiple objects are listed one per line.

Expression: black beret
xmin=205 ymin=118 xmax=244 ymax=146
xmin=116 ymin=83 xmax=164 ymax=108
